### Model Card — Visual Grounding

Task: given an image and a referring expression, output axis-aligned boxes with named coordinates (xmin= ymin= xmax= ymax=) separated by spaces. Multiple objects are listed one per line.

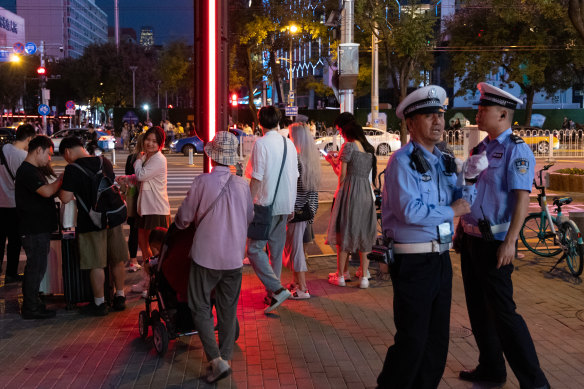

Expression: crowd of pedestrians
xmin=0 ymin=93 xmax=552 ymax=387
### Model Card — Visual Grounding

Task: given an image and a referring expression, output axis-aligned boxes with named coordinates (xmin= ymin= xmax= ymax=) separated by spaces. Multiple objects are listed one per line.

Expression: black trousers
xmin=377 ymin=251 xmax=452 ymax=389
xmin=460 ymin=233 xmax=548 ymax=389
xmin=0 ymin=207 xmax=21 ymax=277
xmin=21 ymin=232 xmax=50 ymax=312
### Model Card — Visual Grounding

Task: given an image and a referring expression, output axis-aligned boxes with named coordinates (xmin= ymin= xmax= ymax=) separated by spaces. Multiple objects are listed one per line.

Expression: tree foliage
xmin=444 ymin=0 xmax=584 ymax=125
xmin=355 ymin=0 xmax=438 ymax=140
xmin=569 ymin=0 xmax=584 ymax=41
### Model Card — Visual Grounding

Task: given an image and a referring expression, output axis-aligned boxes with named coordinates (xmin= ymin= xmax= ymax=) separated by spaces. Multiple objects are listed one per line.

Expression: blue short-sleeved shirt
xmin=461 ymin=128 xmax=535 ymax=240
xmin=382 ymin=142 xmax=475 ymax=243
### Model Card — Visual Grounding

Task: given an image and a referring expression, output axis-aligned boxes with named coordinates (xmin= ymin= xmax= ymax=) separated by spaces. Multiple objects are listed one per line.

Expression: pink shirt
xmin=174 ymin=166 xmax=253 ymax=270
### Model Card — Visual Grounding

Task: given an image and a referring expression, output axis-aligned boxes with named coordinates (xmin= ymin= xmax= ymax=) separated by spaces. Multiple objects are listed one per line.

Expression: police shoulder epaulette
xmin=509 ymin=134 xmax=525 ymax=144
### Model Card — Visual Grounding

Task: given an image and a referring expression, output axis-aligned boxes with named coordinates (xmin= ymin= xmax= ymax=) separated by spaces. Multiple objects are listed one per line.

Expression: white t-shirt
xmin=246 ymin=130 xmax=298 ymax=215
xmin=0 ymin=144 xmax=27 ymax=208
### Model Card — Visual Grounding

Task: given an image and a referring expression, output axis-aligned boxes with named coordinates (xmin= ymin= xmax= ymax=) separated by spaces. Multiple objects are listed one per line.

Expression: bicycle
xmin=519 ymin=163 xmax=584 ymax=277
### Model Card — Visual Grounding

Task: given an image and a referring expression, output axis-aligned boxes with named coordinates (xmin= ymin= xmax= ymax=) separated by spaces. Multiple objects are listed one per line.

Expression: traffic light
xmin=230 ymin=93 xmax=238 ymax=107
xmin=36 ymin=66 xmax=46 ymax=75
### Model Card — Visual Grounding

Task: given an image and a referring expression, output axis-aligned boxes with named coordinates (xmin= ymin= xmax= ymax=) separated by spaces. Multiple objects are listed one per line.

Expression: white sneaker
xmin=206 ymin=357 xmax=232 ymax=383
xmin=359 ymin=277 xmax=370 ymax=289
xmin=141 ymin=290 xmax=148 ymax=299
xmin=328 ymin=274 xmax=346 ymax=286
xmin=329 ymin=271 xmax=350 ymax=281
xmin=290 ymin=289 xmax=311 ymax=299
xmin=355 ymin=268 xmax=371 ymax=280
xmin=128 ymin=263 xmax=142 ymax=272
xmin=264 ymin=288 xmax=291 ymax=313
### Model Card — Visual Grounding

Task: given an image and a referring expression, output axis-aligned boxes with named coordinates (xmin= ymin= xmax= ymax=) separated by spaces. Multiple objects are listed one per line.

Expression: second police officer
xmin=377 ymin=85 xmax=480 ymax=388
xmin=457 ymin=83 xmax=550 ymax=389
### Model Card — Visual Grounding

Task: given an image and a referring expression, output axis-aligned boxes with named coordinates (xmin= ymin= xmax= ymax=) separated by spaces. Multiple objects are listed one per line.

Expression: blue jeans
xmin=21 ymin=233 xmax=51 ymax=311
xmin=247 ymin=214 xmax=287 ymax=293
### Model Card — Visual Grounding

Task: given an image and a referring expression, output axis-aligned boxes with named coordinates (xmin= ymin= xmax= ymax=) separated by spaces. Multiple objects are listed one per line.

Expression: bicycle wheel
xmin=560 ymin=221 xmax=584 ymax=277
xmin=520 ymin=214 xmax=562 ymax=257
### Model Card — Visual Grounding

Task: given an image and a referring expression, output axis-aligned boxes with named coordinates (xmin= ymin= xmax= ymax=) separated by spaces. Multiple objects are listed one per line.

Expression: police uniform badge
xmin=514 ymin=158 xmax=529 ymax=174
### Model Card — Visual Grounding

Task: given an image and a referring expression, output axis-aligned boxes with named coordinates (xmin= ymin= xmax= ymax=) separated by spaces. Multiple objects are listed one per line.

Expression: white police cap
xmin=476 ymin=82 xmax=523 ymax=109
xmin=396 ymin=85 xmax=447 ymax=120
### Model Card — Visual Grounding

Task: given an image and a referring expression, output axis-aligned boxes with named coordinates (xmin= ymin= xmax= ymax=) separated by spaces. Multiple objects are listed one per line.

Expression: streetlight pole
xmin=289 ymin=37 xmax=293 ymax=106
xmin=157 ymin=80 xmax=161 ymax=108
xmin=130 ymin=66 xmax=138 ymax=107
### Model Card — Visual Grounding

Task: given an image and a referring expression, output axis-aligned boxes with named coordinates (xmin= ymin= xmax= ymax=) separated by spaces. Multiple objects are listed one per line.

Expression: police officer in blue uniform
xmin=458 ymin=83 xmax=550 ymax=389
xmin=377 ymin=85 xmax=476 ymax=389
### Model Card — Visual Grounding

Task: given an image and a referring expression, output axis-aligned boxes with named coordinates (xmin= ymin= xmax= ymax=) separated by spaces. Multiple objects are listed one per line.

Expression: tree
xmin=355 ymin=0 xmax=438 ymax=141
xmin=228 ymin=0 xmax=333 ymax=124
xmin=156 ymin=41 xmax=193 ymax=108
xmin=569 ymin=0 xmax=584 ymax=41
xmin=444 ymin=0 xmax=584 ymax=126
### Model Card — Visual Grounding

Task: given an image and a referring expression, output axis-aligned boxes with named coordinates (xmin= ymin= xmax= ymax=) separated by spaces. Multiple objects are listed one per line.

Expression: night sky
xmin=95 ymin=0 xmax=194 ymax=45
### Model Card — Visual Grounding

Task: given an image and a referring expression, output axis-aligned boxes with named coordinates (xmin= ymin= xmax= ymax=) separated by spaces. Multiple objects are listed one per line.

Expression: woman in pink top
xmin=134 ymin=126 xmax=170 ymax=260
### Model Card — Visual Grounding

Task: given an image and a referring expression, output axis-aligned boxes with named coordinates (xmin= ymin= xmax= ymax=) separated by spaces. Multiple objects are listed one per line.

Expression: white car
xmin=51 ymin=128 xmax=116 ymax=154
xmin=314 ymin=127 xmax=401 ymax=156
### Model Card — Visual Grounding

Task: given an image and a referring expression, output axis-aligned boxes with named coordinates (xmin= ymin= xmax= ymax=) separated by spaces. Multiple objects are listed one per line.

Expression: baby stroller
xmin=138 ymin=223 xmax=240 ymax=356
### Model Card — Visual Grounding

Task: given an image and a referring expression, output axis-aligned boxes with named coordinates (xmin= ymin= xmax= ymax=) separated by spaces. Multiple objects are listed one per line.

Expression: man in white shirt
xmin=0 ymin=124 xmax=36 ymax=283
xmin=246 ymin=106 xmax=299 ymax=313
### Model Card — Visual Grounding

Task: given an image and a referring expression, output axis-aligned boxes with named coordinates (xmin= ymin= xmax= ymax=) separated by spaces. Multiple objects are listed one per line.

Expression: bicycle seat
xmin=553 ymin=197 xmax=573 ymax=207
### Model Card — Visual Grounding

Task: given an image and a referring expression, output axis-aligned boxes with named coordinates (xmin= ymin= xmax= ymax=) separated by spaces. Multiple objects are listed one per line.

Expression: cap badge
xmin=428 ymin=88 xmax=437 ymax=98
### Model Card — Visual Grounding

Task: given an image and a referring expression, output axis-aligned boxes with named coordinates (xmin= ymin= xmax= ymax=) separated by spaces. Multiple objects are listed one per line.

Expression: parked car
xmin=512 ymin=126 xmax=560 ymax=154
xmin=0 ymin=127 xmax=16 ymax=146
xmin=50 ymin=128 xmax=115 ymax=154
xmin=314 ymin=127 xmax=401 ymax=156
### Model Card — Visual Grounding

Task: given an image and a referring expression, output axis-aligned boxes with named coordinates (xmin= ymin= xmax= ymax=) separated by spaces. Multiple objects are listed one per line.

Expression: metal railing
xmin=443 ymin=128 xmax=584 ymax=159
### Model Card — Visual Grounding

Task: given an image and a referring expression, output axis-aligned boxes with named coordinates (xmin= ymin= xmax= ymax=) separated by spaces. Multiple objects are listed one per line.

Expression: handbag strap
xmin=270 ymin=135 xmax=288 ymax=207
xmin=196 ymin=175 xmax=233 ymax=228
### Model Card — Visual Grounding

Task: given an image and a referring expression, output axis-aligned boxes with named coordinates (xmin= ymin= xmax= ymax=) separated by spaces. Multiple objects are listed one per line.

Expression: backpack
xmin=72 ymin=156 xmax=127 ymax=229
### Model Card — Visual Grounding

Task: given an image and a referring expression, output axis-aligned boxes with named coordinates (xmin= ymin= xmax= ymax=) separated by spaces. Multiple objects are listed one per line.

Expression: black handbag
xmin=289 ymin=190 xmax=318 ymax=223
xmin=247 ymin=136 xmax=287 ymax=240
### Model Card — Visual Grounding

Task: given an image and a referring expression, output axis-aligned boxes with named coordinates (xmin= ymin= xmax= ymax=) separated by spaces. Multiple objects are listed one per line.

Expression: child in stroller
xmin=138 ymin=223 xmax=239 ymax=356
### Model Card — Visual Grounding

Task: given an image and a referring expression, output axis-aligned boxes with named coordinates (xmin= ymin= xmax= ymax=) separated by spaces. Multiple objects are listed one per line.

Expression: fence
xmin=444 ymin=128 xmax=584 ymax=159
xmin=240 ymin=128 xmax=584 ymax=160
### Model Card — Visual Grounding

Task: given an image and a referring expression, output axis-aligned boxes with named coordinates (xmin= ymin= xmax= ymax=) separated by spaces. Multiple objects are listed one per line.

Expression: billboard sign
xmin=0 ymin=7 xmax=25 ymax=48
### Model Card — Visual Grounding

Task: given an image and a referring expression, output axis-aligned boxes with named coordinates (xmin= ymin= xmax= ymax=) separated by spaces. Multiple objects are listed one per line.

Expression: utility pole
xmin=339 ymin=0 xmax=358 ymax=114
xmin=114 ymin=0 xmax=120 ymax=52
xmin=130 ymin=66 xmax=137 ymax=107
xmin=371 ymin=22 xmax=379 ymax=129
xmin=40 ymin=40 xmax=48 ymax=133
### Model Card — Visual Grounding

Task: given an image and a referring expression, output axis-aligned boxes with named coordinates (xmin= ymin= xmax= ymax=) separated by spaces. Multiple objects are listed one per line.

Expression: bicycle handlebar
xmin=533 ymin=163 xmax=555 ymax=190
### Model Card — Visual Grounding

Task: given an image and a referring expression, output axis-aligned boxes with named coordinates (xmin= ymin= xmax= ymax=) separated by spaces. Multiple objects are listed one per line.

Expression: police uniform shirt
xmin=382 ymin=142 xmax=475 ymax=243
xmin=461 ymin=128 xmax=535 ymax=241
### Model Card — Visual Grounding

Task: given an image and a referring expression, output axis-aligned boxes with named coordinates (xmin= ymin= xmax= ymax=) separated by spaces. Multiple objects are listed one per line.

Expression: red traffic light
xmin=167 ymin=104 xmax=173 ymax=109
xmin=37 ymin=66 xmax=46 ymax=75
xmin=230 ymin=93 xmax=238 ymax=107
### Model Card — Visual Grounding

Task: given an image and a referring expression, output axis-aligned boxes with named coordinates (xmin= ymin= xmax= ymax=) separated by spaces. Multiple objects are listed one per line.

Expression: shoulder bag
xmin=247 ymin=136 xmax=287 ymax=240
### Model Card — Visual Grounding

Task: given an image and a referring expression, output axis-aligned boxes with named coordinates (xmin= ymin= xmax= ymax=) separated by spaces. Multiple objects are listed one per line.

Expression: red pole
xmin=195 ymin=0 xmax=229 ymax=173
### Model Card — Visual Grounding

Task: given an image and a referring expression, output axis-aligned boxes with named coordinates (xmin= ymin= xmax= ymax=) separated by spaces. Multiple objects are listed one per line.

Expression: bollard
xmin=188 ymin=147 xmax=193 ymax=165
xmin=548 ymin=133 xmax=553 ymax=160
xmin=111 ymin=148 xmax=116 ymax=166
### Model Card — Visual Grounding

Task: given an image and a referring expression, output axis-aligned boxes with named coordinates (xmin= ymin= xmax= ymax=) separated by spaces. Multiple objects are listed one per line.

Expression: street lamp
xmin=143 ymin=104 xmax=150 ymax=123
xmin=129 ymin=65 xmax=138 ymax=107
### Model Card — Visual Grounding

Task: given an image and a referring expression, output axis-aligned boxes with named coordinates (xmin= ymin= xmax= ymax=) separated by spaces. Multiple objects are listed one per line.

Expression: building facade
xmin=139 ymin=26 xmax=153 ymax=48
xmin=15 ymin=0 xmax=107 ymax=59
xmin=0 ymin=6 xmax=24 ymax=62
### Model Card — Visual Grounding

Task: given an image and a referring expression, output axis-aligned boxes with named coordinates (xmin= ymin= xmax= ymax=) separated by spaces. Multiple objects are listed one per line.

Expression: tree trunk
xmin=569 ymin=0 xmax=584 ymax=42
xmin=398 ymin=61 xmax=412 ymax=144
xmin=246 ymin=47 xmax=258 ymax=127
xmin=523 ymin=87 xmax=535 ymax=127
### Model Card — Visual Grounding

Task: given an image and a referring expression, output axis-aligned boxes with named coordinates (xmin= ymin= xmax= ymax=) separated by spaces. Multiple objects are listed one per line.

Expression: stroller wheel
xmin=153 ymin=322 xmax=169 ymax=356
xmin=235 ymin=318 xmax=240 ymax=341
xmin=139 ymin=310 xmax=149 ymax=340
xmin=151 ymin=309 xmax=161 ymax=323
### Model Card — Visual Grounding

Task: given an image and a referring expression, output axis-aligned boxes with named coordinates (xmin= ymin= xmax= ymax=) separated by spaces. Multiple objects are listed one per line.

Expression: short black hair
xmin=258 ymin=106 xmax=281 ymax=129
xmin=27 ymin=135 xmax=54 ymax=154
xmin=59 ymin=135 xmax=84 ymax=152
xmin=15 ymin=124 xmax=36 ymax=141
xmin=333 ymin=112 xmax=356 ymax=129
xmin=144 ymin=126 xmax=165 ymax=150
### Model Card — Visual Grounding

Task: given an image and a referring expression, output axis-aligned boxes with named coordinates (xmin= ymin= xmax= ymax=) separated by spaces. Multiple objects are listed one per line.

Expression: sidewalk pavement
xmin=1 ymin=247 xmax=584 ymax=389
